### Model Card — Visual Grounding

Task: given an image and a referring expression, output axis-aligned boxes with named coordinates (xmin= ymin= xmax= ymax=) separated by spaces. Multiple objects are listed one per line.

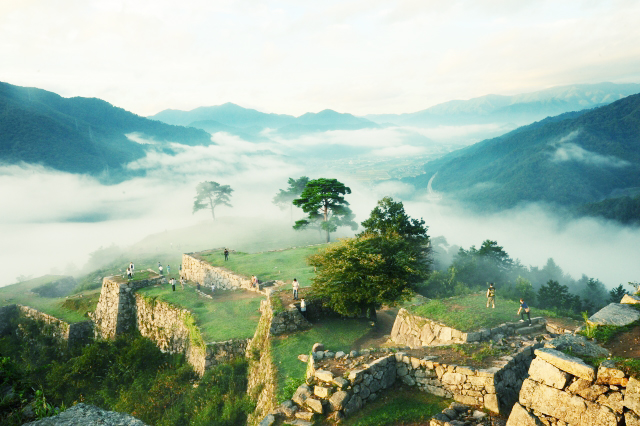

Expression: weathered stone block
xmin=596 ymin=360 xmax=628 ymax=386
xmin=333 ymin=376 xmax=349 ymax=390
xmin=625 ymin=377 xmax=640 ymax=416
xmin=505 ymin=402 xmax=541 ymax=426
xmin=314 ymin=369 xmax=334 ymax=383
xmin=534 ymin=348 xmax=596 ymax=381
xmin=528 ymin=358 xmax=571 ymax=389
xmin=314 ymin=385 xmax=332 ymax=399
xmin=292 ymin=384 xmax=312 ymax=406
xmin=329 ymin=390 xmax=350 ymax=411
xmin=304 ymin=397 xmax=324 ymax=414
xmin=589 ymin=303 xmax=640 ymax=327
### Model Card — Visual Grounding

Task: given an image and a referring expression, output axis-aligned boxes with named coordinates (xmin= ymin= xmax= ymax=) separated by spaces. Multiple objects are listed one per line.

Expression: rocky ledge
xmin=24 ymin=403 xmax=148 ymax=426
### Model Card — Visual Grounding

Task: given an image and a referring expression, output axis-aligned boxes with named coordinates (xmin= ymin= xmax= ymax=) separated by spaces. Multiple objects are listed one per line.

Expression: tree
xmin=538 ymin=280 xmax=572 ymax=311
xmin=609 ymin=284 xmax=629 ymax=303
xmin=273 ymin=176 xmax=309 ymax=221
xmin=293 ymin=178 xmax=357 ymax=243
xmin=308 ymin=232 xmax=427 ymax=320
xmin=192 ymin=181 xmax=233 ymax=220
xmin=308 ymin=198 xmax=431 ymax=319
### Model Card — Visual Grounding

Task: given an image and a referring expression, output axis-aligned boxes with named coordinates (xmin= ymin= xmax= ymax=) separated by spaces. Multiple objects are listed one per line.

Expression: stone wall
xmin=0 ymin=304 xmax=92 ymax=347
xmin=270 ymin=294 xmax=312 ymax=336
xmin=135 ymin=293 xmax=248 ymax=376
xmin=390 ymin=308 xmax=546 ymax=347
xmin=92 ymin=275 xmax=163 ymax=339
xmin=247 ymin=299 xmax=279 ymax=426
xmin=182 ymin=254 xmax=260 ymax=292
xmin=268 ymin=342 xmax=542 ymax=423
xmin=506 ymin=348 xmax=639 ymax=426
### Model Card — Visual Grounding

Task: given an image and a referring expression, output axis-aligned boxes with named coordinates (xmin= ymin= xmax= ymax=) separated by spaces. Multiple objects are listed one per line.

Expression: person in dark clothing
xmin=224 ymin=248 xmax=229 ymax=261
xmin=517 ymin=299 xmax=532 ymax=326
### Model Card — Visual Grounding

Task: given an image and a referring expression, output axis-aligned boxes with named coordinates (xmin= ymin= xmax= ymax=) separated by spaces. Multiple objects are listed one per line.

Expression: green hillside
xmin=0 ymin=82 xmax=212 ymax=176
xmin=407 ymin=93 xmax=640 ymax=211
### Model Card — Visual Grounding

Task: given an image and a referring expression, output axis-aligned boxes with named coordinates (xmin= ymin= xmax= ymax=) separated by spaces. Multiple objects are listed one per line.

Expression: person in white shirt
xmin=292 ymin=278 xmax=300 ymax=300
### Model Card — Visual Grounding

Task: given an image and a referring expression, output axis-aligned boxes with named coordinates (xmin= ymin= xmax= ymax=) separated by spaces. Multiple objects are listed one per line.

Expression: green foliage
xmin=273 ymin=176 xmax=309 ymax=215
xmin=451 ymin=343 xmax=511 ymax=362
xmin=609 ymin=284 xmax=630 ymax=303
xmin=578 ymin=194 xmax=640 ymax=225
xmin=308 ymin=232 xmax=427 ymax=318
xmin=292 ymin=178 xmax=357 ymax=242
xmin=193 ymin=181 xmax=234 ymax=220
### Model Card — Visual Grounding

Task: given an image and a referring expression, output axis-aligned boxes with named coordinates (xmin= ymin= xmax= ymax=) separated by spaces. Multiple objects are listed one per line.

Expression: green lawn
xmin=0 ymin=275 xmax=97 ymax=323
xmin=271 ymin=318 xmax=374 ymax=401
xmin=137 ymin=285 xmax=264 ymax=342
xmin=338 ymin=387 xmax=451 ymax=426
xmin=198 ymin=245 xmax=326 ymax=288
xmin=409 ymin=294 xmax=559 ymax=332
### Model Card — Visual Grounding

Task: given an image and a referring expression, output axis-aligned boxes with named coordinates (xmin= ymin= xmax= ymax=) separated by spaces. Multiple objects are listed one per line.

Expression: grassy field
xmin=337 ymin=387 xmax=451 ymax=426
xmin=137 ymin=285 xmax=264 ymax=342
xmin=409 ymin=294 xmax=560 ymax=332
xmin=0 ymin=275 xmax=97 ymax=323
xmin=198 ymin=245 xmax=326 ymax=288
xmin=272 ymin=318 xmax=373 ymax=401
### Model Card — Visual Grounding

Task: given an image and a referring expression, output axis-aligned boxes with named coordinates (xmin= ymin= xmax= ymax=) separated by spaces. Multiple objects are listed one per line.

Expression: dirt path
xmin=604 ymin=325 xmax=640 ymax=358
xmin=352 ymin=307 xmax=398 ymax=349
xmin=198 ymin=287 xmax=264 ymax=302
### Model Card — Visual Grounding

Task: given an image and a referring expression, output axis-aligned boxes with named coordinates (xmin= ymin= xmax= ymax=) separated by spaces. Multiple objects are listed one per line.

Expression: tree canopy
xmin=273 ymin=176 xmax=309 ymax=221
xmin=292 ymin=178 xmax=357 ymax=242
xmin=307 ymin=197 xmax=431 ymax=319
xmin=192 ymin=181 xmax=233 ymax=220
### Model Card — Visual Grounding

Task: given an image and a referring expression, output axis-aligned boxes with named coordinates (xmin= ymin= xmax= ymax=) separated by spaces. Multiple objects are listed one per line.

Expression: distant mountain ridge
xmin=405 ymin=93 xmax=640 ymax=212
xmin=366 ymin=82 xmax=640 ymax=127
xmin=0 ymin=82 xmax=212 ymax=176
xmin=149 ymin=103 xmax=379 ymax=138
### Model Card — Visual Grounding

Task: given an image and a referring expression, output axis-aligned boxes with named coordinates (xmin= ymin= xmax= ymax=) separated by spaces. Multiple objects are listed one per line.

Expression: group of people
xmin=169 ymin=276 xmax=185 ymax=291
xmin=486 ymin=283 xmax=532 ymax=326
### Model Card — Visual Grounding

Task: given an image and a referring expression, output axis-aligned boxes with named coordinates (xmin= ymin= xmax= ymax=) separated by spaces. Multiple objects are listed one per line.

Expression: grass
xmin=0 ymin=275 xmax=98 ymax=323
xmin=198 ymin=245 xmax=326 ymax=289
xmin=137 ymin=285 xmax=264 ymax=342
xmin=337 ymin=386 xmax=451 ymax=426
xmin=450 ymin=343 xmax=511 ymax=362
xmin=271 ymin=318 xmax=373 ymax=401
xmin=409 ymin=294 xmax=560 ymax=332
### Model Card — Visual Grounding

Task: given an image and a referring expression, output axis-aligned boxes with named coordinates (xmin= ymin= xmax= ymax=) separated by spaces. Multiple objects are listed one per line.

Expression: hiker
xmin=300 ymin=298 xmax=307 ymax=318
xmin=180 ymin=277 xmax=185 ymax=290
xmin=292 ymin=278 xmax=300 ymax=300
xmin=129 ymin=262 xmax=135 ymax=276
xmin=167 ymin=265 xmax=171 ymax=275
xmin=171 ymin=278 xmax=176 ymax=292
xmin=211 ymin=282 xmax=216 ymax=294
xmin=486 ymin=283 xmax=496 ymax=308
xmin=126 ymin=266 xmax=132 ymax=279
xmin=517 ymin=299 xmax=532 ymax=326
xmin=159 ymin=264 xmax=164 ymax=275
xmin=196 ymin=282 xmax=201 ymax=291
xmin=224 ymin=248 xmax=229 ymax=261
xmin=251 ymin=275 xmax=257 ymax=289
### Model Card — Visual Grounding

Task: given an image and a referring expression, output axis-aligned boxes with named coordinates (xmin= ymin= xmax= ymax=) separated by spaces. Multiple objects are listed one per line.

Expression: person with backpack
xmin=486 ymin=283 xmax=496 ymax=308
xmin=517 ymin=299 xmax=532 ymax=326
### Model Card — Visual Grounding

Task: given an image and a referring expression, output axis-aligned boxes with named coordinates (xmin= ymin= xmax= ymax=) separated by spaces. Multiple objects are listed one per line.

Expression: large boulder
xmin=534 ymin=348 xmax=596 ymax=381
xmin=528 ymin=357 xmax=571 ymax=389
xmin=506 ymin=402 xmax=542 ymax=426
xmin=589 ymin=303 xmax=640 ymax=327
xmin=544 ymin=334 xmax=609 ymax=358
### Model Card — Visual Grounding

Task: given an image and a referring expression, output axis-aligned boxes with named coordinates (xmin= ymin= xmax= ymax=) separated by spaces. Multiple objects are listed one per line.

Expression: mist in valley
xmin=1 ymin=126 xmax=639 ymax=290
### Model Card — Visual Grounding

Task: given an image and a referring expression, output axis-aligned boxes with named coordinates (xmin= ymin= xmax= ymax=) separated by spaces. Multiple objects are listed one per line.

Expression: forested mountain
xmin=366 ymin=82 xmax=640 ymax=127
xmin=0 ymin=82 xmax=212 ymax=176
xmin=150 ymin=103 xmax=379 ymax=138
xmin=406 ymin=93 xmax=640 ymax=212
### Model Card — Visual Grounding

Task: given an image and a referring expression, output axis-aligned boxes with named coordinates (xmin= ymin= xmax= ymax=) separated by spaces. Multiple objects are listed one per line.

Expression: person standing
xmin=486 ymin=283 xmax=496 ymax=308
xmin=180 ymin=277 xmax=185 ymax=290
xmin=251 ymin=275 xmax=257 ymax=289
xmin=167 ymin=265 xmax=171 ymax=275
xmin=300 ymin=298 xmax=307 ymax=318
xmin=159 ymin=264 xmax=164 ymax=275
xmin=171 ymin=278 xmax=176 ymax=292
xmin=517 ymin=299 xmax=532 ymax=326
xmin=224 ymin=248 xmax=229 ymax=261
xmin=129 ymin=262 xmax=135 ymax=277
xmin=126 ymin=266 xmax=132 ymax=280
xmin=292 ymin=278 xmax=300 ymax=300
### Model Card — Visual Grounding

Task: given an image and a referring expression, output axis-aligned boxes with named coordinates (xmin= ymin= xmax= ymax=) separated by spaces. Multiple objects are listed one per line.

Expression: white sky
xmin=2 ymin=0 xmax=640 ymax=116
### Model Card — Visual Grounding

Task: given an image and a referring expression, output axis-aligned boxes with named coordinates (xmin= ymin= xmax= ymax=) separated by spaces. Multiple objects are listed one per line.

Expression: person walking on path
xmin=171 ymin=278 xmax=176 ymax=292
xmin=300 ymin=298 xmax=307 ymax=318
xmin=224 ymin=248 xmax=229 ymax=261
xmin=517 ymin=299 xmax=532 ymax=326
xmin=292 ymin=278 xmax=300 ymax=300
xmin=486 ymin=283 xmax=496 ymax=308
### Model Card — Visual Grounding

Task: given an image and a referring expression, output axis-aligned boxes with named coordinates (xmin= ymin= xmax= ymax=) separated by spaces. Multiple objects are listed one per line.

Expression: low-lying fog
xmin=1 ymin=126 xmax=639 ymax=289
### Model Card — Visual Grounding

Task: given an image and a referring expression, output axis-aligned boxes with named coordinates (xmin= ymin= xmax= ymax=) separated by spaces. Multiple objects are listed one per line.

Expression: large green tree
xmin=308 ymin=197 xmax=431 ymax=319
xmin=292 ymin=178 xmax=357 ymax=242
xmin=192 ymin=181 xmax=233 ymax=220
xmin=273 ymin=176 xmax=309 ymax=221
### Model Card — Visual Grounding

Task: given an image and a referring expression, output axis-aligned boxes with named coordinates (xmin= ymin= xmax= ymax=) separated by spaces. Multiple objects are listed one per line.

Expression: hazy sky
xmin=2 ymin=0 xmax=640 ymax=116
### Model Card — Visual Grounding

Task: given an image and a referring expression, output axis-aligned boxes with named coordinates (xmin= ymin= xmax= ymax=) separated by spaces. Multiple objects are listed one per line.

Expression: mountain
xmin=0 ymin=82 xmax=212 ymax=176
xmin=366 ymin=83 xmax=640 ymax=128
xmin=405 ymin=93 xmax=640 ymax=211
xmin=150 ymin=104 xmax=379 ymax=137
